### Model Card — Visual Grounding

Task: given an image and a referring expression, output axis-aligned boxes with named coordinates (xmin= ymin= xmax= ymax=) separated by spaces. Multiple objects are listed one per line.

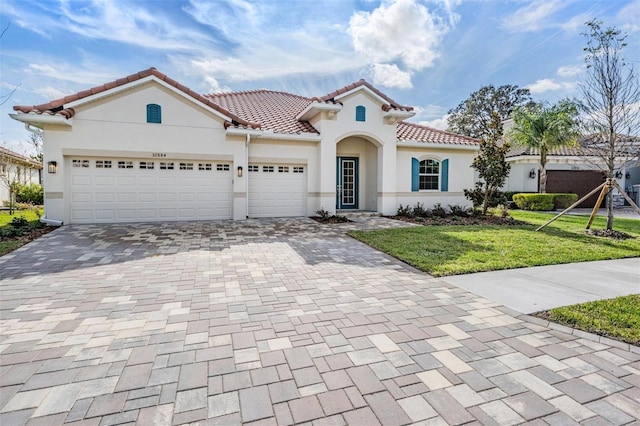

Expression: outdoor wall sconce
xmin=529 ymin=168 xmax=536 ymax=179
xmin=237 ymin=166 xmax=243 ymax=177
xmin=614 ymin=170 xmax=623 ymax=179
xmin=625 ymin=172 xmax=631 ymax=179
xmin=47 ymin=161 xmax=57 ymax=174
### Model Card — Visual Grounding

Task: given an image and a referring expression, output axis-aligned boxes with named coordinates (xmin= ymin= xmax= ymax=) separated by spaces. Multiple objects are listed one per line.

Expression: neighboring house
xmin=10 ymin=68 xmax=478 ymax=224
xmin=503 ymin=130 xmax=640 ymax=208
xmin=0 ymin=146 xmax=42 ymax=205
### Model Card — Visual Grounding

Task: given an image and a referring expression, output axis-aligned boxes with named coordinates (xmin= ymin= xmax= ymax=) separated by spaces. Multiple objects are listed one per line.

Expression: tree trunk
xmin=482 ymin=184 xmax=489 ymax=215
xmin=606 ymin=191 xmax=614 ymax=230
xmin=539 ymin=167 xmax=547 ymax=193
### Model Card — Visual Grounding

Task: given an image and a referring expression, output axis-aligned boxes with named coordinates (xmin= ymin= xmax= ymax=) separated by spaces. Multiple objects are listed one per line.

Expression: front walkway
xmin=0 ymin=218 xmax=638 ymax=425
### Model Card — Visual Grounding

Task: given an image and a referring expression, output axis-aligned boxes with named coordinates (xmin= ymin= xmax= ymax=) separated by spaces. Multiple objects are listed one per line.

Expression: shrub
xmin=412 ymin=203 xmax=431 ymax=218
xmin=315 ymin=208 xmax=330 ymax=219
xmin=16 ymin=183 xmax=44 ymax=205
xmin=396 ymin=204 xmax=413 ymax=217
xmin=9 ymin=216 xmax=30 ymax=229
xmin=448 ymin=204 xmax=472 ymax=217
xmin=512 ymin=193 xmax=555 ymax=211
xmin=552 ymin=193 xmax=578 ymax=209
xmin=432 ymin=203 xmax=447 ymax=218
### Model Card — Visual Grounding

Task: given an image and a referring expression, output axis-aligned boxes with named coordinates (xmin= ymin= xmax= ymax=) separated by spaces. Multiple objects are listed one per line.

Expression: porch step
xmin=337 ymin=211 xmax=381 ymax=218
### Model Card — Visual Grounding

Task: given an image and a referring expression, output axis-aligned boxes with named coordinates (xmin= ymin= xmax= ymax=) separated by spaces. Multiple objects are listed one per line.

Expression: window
xmin=248 ymin=165 xmax=259 ymax=172
xmin=140 ymin=161 xmax=155 ymax=170
xmin=118 ymin=161 xmax=134 ymax=169
xmin=96 ymin=160 xmax=112 ymax=168
xmin=355 ymin=105 xmax=366 ymax=122
xmin=72 ymin=159 xmax=90 ymax=168
xmin=216 ymin=164 xmax=230 ymax=171
xmin=262 ymin=166 xmax=274 ymax=173
xmin=419 ymin=159 xmax=439 ymax=190
xmin=147 ymin=104 xmax=161 ymax=123
xmin=278 ymin=166 xmax=289 ymax=173
xmin=411 ymin=158 xmax=448 ymax=192
xmin=160 ymin=162 xmax=174 ymax=170
xmin=179 ymin=162 xmax=194 ymax=170
xmin=198 ymin=163 xmax=212 ymax=171
xmin=293 ymin=166 xmax=304 ymax=173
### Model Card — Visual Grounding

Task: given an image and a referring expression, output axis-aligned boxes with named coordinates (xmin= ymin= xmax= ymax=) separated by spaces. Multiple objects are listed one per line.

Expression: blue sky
xmin=1 ymin=0 xmax=639 ymax=154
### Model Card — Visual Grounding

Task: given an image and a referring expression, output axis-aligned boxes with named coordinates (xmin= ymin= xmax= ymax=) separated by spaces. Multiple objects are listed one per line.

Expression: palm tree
xmin=507 ymin=100 xmax=580 ymax=193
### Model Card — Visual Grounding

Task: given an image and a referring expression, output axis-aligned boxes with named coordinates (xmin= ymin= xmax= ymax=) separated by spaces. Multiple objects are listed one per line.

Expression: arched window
xmin=146 ymin=104 xmax=161 ymax=123
xmin=355 ymin=105 xmax=366 ymax=122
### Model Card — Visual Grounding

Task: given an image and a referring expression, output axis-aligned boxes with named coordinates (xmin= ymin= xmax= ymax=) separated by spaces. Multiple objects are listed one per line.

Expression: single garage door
xmin=546 ymin=170 xmax=606 ymax=208
xmin=248 ymin=164 xmax=306 ymax=217
xmin=69 ymin=157 xmax=232 ymax=223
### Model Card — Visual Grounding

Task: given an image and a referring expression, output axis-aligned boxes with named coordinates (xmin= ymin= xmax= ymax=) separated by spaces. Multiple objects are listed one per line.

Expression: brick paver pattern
xmin=1 ymin=217 xmax=639 ymax=425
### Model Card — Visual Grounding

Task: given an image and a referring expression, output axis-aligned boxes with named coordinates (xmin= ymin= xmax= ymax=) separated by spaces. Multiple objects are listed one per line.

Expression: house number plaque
xmin=152 ymin=153 xmax=167 ymax=158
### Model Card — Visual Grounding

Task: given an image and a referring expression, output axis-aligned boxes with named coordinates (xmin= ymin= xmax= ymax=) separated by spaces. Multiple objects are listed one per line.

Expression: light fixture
xmin=625 ymin=172 xmax=631 ymax=179
xmin=47 ymin=161 xmax=57 ymax=174
xmin=614 ymin=170 xmax=623 ymax=179
xmin=237 ymin=166 xmax=243 ymax=177
xmin=529 ymin=168 xmax=536 ymax=179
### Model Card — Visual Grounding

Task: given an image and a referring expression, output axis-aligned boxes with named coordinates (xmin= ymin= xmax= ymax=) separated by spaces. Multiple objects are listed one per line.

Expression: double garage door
xmin=68 ymin=157 xmax=306 ymax=223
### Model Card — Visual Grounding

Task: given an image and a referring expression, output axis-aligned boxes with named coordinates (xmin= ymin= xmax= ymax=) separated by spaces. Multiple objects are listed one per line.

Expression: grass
xmin=349 ymin=210 xmax=640 ymax=277
xmin=0 ymin=209 xmax=45 ymax=256
xmin=541 ymin=295 xmax=640 ymax=346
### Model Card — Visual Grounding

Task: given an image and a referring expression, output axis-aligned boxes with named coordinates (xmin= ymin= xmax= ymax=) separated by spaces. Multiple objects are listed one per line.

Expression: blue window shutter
xmin=147 ymin=104 xmax=161 ymax=123
xmin=411 ymin=158 xmax=419 ymax=192
xmin=355 ymin=105 xmax=366 ymax=122
xmin=441 ymin=159 xmax=449 ymax=192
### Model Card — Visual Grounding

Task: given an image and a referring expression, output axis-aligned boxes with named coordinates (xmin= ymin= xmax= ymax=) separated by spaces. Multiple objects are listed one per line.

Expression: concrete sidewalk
xmin=443 ymin=258 xmax=640 ymax=314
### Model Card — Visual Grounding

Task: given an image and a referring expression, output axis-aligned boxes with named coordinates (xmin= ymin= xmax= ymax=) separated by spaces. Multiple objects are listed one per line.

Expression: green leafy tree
xmin=464 ymin=112 xmax=511 ymax=214
xmin=579 ymin=20 xmax=640 ymax=230
xmin=507 ymin=99 xmax=580 ymax=193
xmin=448 ymin=84 xmax=533 ymax=139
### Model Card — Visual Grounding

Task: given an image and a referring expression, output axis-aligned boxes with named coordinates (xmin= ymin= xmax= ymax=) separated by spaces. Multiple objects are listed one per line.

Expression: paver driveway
xmin=1 ymin=217 xmax=639 ymax=425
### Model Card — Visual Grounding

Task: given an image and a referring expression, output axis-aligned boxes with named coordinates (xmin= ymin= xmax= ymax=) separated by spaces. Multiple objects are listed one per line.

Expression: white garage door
xmin=248 ymin=164 xmax=306 ymax=217
xmin=69 ymin=158 xmax=232 ymax=223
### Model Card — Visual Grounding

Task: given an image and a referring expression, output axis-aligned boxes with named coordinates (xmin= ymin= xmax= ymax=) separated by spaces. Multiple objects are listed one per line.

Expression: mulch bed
xmin=586 ymin=229 xmax=635 ymax=240
xmin=310 ymin=216 xmax=351 ymax=224
xmin=0 ymin=225 xmax=58 ymax=243
xmin=388 ymin=215 xmax=526 ymax=226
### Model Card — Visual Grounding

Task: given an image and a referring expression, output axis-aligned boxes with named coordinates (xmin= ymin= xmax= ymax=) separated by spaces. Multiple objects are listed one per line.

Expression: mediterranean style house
xmin=11 ymin=68 xmax=478 ymax=224
xmin=0 ymin=146 xmax=42 ymax=205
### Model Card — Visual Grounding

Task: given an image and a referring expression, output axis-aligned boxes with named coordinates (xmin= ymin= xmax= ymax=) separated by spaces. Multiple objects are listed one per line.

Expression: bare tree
xmin=579 ymin=20 xmax=640 ymax=230
xmin=0 ymin=21 xmax=20 ymax=106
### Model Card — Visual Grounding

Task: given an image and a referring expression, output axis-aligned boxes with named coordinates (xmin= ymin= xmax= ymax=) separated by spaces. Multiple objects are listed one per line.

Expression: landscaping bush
xmin=15 ymin=183 xmax=44 ymax=205
xmin=504 ymin=191 xmax=534 ymax=202
xmin=432 ymin=203 xmax=447 ymax=218
xmin=512 ymin=193 xmax=555 ymax=211
xmin=396 ymin=204 xmax=413 ymax=217
xmin=412 ymin=202 xmax=432 ymax=218
xmin=448 ymin=204 xmax=472 ymax=217
xmin=552 ymin=193 xmax=578 ymax=209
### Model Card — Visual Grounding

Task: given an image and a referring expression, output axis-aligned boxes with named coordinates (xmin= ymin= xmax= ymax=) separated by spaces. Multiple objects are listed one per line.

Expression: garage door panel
xmin=69 ymin=157 xmax=233 ymax=223
xmin=248 ymin=164 xmax=306 ymax=218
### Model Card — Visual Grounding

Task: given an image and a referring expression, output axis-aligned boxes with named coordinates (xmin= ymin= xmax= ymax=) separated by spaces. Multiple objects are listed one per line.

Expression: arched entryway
xmin=336 ymin=136 xmax=380 ymax=212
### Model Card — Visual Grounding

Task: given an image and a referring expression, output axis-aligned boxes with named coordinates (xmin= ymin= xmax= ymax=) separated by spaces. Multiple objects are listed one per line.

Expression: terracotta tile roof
xmin=0 ymin=146 xmax=42 ymax=168
xmin=13 ymin=68 xmax=260 ymax=129
xmin=13 ymin=68 xmax=475 ymax=147
xmin=315 ymin=79 xmax=414 ymax=112
xmin=506 ymin=144 xmax=595 ymax=157
xmin=205 ymin=90 xmax=319 ymax=134
xmin=397 ymin=122 xmax=479 ymax=146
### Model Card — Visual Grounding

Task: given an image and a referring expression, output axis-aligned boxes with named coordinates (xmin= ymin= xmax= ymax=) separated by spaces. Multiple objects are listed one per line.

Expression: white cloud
xmin=33 ymin=86 xmax=68 ymax=100
xmin=557 ymin=65 xmax=582 ymax=77
xmin=419 ymin=115 xmax=449 ymax=130
xmin=367 ymin=64 xmax=412 ymax=89
xmin=618 ymin=0 xmax=640 ymax=33
xmin=526 ymin=78 xmax=576 ymax=94
xmin=348 ymin=0 xmax=455 ymax=70
xmin=502 ymin=1 xmax=567 ymax=32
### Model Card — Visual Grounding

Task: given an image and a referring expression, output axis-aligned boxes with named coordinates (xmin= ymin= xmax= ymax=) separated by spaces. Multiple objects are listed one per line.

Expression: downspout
xmin=246 ymin=133 xmax=250 ymax=219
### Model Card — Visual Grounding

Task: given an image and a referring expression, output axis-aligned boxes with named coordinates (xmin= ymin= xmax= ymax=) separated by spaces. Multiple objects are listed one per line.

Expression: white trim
xmin=383 ymin=110 xmax=415 ymax=123
xmin=332 ymin=85 xmax=388 ymax=105
xmin=256 ymin=131 xmax=321 ymax=142
xmin=10 ymin=112 xmax=72 ymax=127
xmin=296 ymin=101 xmax=342 ymax=121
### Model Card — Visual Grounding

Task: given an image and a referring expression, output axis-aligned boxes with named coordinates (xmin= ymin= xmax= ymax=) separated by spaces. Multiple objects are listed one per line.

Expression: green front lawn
xmin=349 ymin=210 xmax=640 ymax=277
xmin=0 ymin=209 xmax=45 ymax=256
xmin=541 ymin=295 xmax=640 ymax=345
